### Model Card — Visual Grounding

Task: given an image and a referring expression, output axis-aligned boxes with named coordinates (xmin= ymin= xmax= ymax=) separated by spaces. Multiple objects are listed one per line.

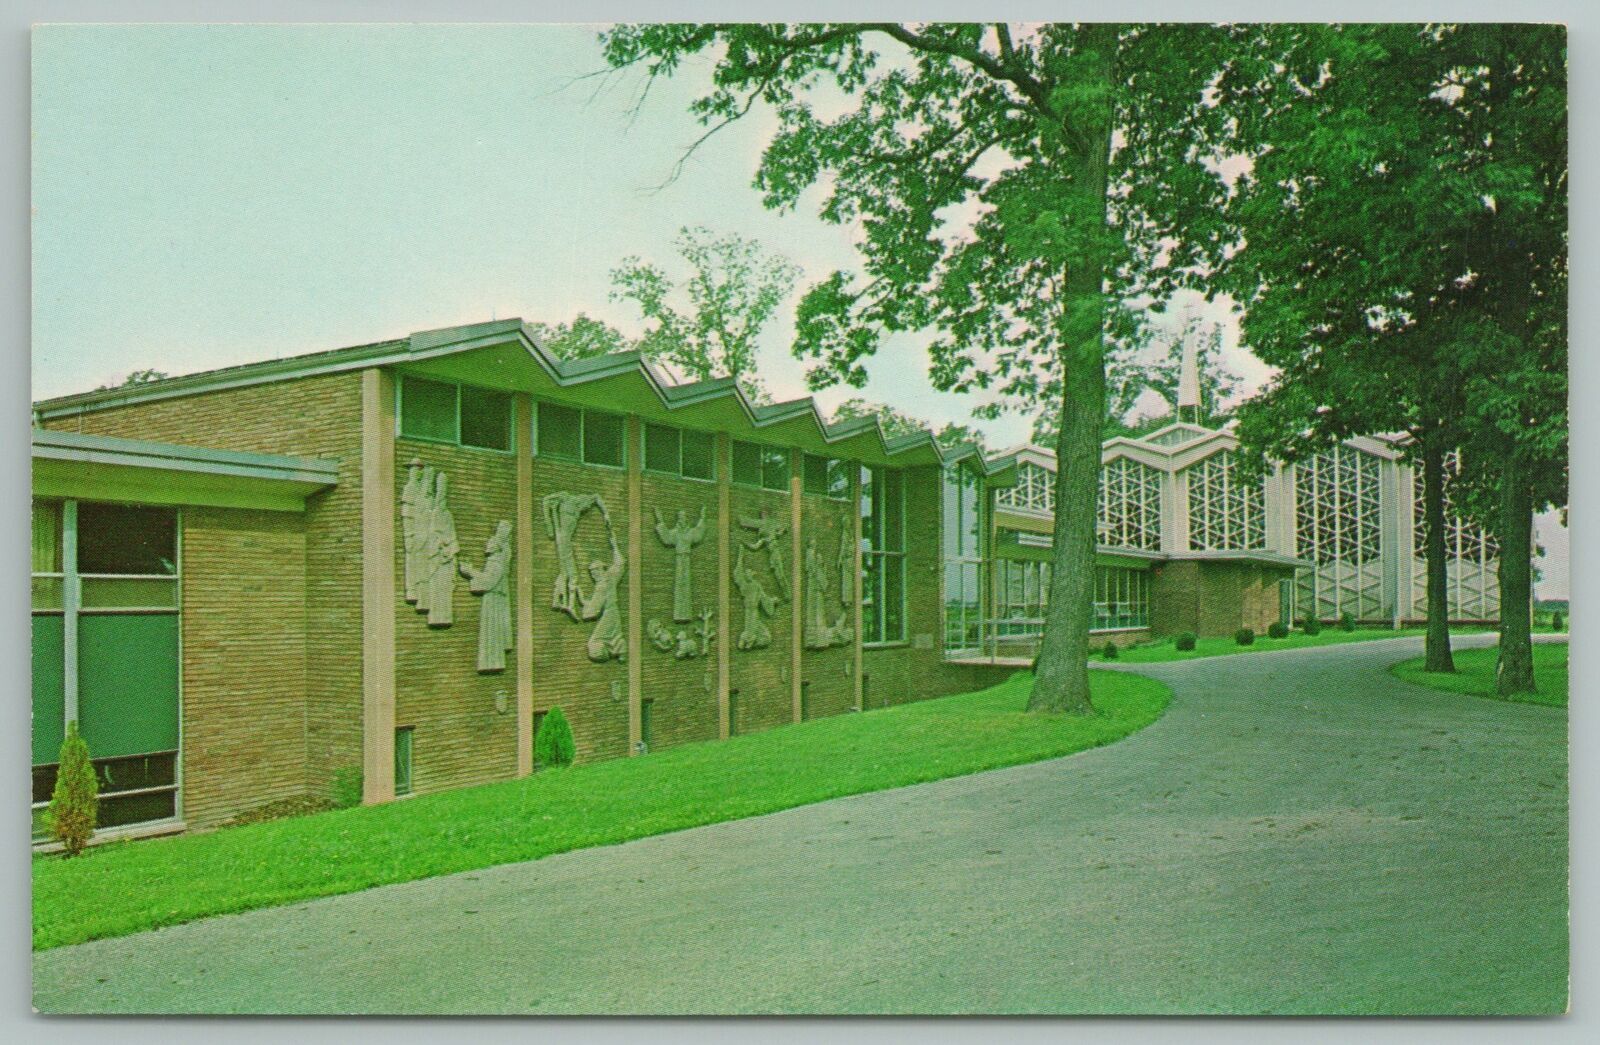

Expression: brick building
xmin=30 ymin=318 xmax=1498 ymax=839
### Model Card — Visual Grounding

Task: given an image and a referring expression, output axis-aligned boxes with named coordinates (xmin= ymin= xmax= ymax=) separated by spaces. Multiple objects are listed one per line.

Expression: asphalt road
xmin=33 ymin=634 xmax=1568 ymax=1015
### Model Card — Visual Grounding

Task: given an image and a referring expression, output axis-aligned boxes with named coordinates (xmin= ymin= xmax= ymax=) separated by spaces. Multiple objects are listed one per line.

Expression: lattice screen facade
xmin=1185 ymin=451 xmax=1266 ymax=551
xmin=1410 ymin=453 xmax=1500 ymax=620
xmin=1294 ymin=446 xmax=1386 ymax=621
xmin=996 ymin=460 xmax=1053 ymax=514
xmin=1098 ymin=457 xmax=1162 ymax=551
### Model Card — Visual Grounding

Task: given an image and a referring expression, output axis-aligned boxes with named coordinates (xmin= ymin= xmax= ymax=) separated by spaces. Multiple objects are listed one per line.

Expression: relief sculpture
xmin=417 ymin=472 xmax=458 ymax=627
xmin=738 ymin=509 xmax=789 ymax=601
xmin=543 ymin=491 xmax=608 ymax=620
xmin=803 ymin=531 xmax=852 ymax=650
xmin=653 ymin=506 xmax=708 ymax=622
xmin=731 ymin=545 xmax=777 ymax=650
xmin=460 ymin=520 xmax=513 ymax=672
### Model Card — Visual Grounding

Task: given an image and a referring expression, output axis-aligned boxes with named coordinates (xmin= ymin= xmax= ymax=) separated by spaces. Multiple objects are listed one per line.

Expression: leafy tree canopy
xmin=831 ymin=396 xmax=988 ymax=453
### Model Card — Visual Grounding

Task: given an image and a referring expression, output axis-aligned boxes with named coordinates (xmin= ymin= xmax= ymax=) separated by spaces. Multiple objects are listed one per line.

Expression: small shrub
xmin=1339 ymin=611 xmax=1357 ymax=632
xmin=1174 ymin=631 xmax=1197 ymax=652
xmin=1102 ymin=641 xmax=1119 ymax=660
xmin=47 ymin=721 xmax=98 ymax=857
xmin=330 ymin=767 xmax=364 ymax=809
xmin=1553 ymin=611 xmax=1565 ymax=631
xmin=1267 ymin=621 xmax=1290 ymax=639
xmin=1301 ymin=617 xmax=1322 ymax=636
xmin=1234 ymin=627 xmax=1256 ymax=646
xmin=536 ymin=705 xmax=577 ymax=769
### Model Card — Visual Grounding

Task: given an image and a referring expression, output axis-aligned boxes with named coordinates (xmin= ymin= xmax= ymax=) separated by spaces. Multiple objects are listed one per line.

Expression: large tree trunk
xmin=1029 ymin=26 xmax=1116 ymax=715
xmin=1421 ymin=438 xmax=1456 ymax=673
xmin=1495 ymin=468 xmax=1536 ymax=695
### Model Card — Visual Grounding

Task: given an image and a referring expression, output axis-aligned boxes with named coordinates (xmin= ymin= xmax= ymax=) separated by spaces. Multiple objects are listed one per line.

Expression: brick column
xmin=360 ymin=368 xmax=397 ymax=804
xmin=514 ymin=393 xmax=535 ymax=776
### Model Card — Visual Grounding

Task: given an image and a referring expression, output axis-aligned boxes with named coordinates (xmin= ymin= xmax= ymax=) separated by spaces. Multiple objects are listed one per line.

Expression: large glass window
xmin=534 ymin=402 xmax=626 ymax=468
xmin=1186 ymin=451 xmax=1264 ymax=551
xmin=862 ymin=467 xmax=907 ymax=644
xmin=803 ymin=454 xmax=850 ymax=499
xmin=1295 ymin=445 xmax=1384 ymax=621
xmin=645 ymin=423 xmax=716 ymax=481
xmin=77 ymin=503 xmax=178 ymax=577
xmin=942 ymin=464 xmax=986 ymax=657
xmin=731 ymin=440 xmax=763 ymax=487
xmin=997 ymin=460 xmax=1054 ymax=514
xmin=582 ymin=411 xmax=625 ymax=468
xmin=761 ymin=447 xmax=791 ymax=492
xmin=1093 ymin=565 xmax=1150 ymax=631
xmin=1099 ymin=457 xmax=1163 ymax=551
xmin=459 ymin=386 xmax=512 ymax=451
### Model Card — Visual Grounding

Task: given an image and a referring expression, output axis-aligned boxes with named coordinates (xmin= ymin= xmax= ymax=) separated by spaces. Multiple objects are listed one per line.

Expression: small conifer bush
xmin=1339 ymin=611 xmax=1357 ymax=632
xmin=48 ymin=721 xmax=98 ymax=857
xmin=536 ymin=705 xmax=576 ymax=769
xmin=1301 ymin=617 xmax=1322 ymax=636
xmin=1553 ymin=610 xmax=1565 ymax=631
xmin=1174 ymin=631 xmax=1198 ymax=652
xmin=1267 ymin=621 xmax=1290 ymax=639
xmin=1102 ymin=641 xmax=1119 ymax=660
xmin=1235 ymin=627 xmax=1256 ymax=646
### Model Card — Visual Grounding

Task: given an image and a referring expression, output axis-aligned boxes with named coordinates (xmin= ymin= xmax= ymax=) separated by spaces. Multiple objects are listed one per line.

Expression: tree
xmin=603 ymin=23 xmax=1250 ymax=712
xmin=47 ymin=721 xmax=98 ymax=856
xmin=1213 ymin=24 xmax=1566 ymax=687
xmin=831 ymin=397 xmax=988 ymax=452
xmin=611 ymin=225 xmax=801 ymax=398
xmin=526 ymin=313 xmax=634 ymax=361
xmin=95 ymin=368 xmax=169 ymax=392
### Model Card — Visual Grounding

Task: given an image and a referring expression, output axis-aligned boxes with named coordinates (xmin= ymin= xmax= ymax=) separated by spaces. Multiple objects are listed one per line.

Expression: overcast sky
xmin=30 ymin=23 xmax=1567 ymax=598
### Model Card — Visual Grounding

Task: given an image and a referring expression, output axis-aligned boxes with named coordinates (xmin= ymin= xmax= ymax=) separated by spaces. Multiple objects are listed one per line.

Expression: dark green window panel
xmin=583 ymin=411 xmax=626 ymax=468
xmin=536 ymin=402 xmax=581 ymax=460
xmin=460 ymin=386 xmax=513 ymax=451
xmin=883 ymin=555 xmax=906 ymax=642
xmin=32 ymin=614 xmax=65 ymax=765
xmin=394 ymin=726 xmax=414 ymax=796
xmin=80 ymin=577 xmax=178 ymax=610
xmin=77 ymin=503 xmax=177 ymax=576
xmin=99 ymin=789 xmax=177 ymax=829
xmin=826 ymin=459 xmax=851 ymax=500
xmin=760 ymin=447 xmax=790 ymax=492
xmin=681 ymin=430 xmax=716 ymax=481
xmin=881 ymin=470 xmax=905 ymax=553
xmin=803 ymin=454 xmax=829 ymax=496
xmin=34 ymin=500 xmax=62 ymax=573
xmin=400 ymin=376 xmax=459 ymax=443
xmin=645 ymin=422 xmax=680 ymax=474
xmin=731 ymin=441 xmax=762 ymax=487
xmin=78 ymin=613 xmax=179 ymax=759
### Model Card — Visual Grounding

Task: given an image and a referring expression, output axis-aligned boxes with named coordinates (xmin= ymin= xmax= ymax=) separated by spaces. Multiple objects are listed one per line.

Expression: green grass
xmin=1114 ymin=627 xmax=1440 ymax=664
xmin=1391 ymin=642 xmax=1568 ymax=708
xmin=34 ymin=670 xmax=1170 ymax=951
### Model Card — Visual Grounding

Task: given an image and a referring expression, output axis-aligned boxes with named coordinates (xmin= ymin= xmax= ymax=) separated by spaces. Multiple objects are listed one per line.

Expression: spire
xmin=1177 ymin=335 xmax=1201 ymax=421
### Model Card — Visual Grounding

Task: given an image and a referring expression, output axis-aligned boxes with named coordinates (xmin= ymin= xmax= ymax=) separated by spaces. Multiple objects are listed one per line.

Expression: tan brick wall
xmin=528 ymin=456 xmax=632 ymax=764
xmin=1151 ymin=559 xmax=1293 ymax=637
xmin=43 ymin=372 xmax=365 ymax=799
xmin=393 ymin=438 xmax=520 ymax=794
xmin=178 ymin=507 xmax=309 ymax=827
xmin=799 ymin=491 xmax=856 ymax=720
xmin=727 ymin=483 xmax=795 ymax=735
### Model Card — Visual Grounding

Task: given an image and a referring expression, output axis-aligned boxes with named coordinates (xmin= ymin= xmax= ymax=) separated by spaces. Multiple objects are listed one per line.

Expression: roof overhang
xmin=33 ymin=430 xmax=339 ymax=513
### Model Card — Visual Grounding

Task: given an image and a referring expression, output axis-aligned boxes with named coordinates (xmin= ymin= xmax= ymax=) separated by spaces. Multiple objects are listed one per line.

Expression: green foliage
xmin=1234 ymin=628 xmax=1256 ymax=647
xmin=830 ymin=397 xmax=987 ymax=453
xmin=1302 ymin=618 xmax=1323 ymax=637
xmin=94 ymin=368 xmax=169 ymax=392
xmin=1174 ymin=632 xmax=1198 ymax=652
xmin=47 ymin=722 xmax=98 ymax=857
xmin=1102 ymin=641 xmax=1120 ymax=660
xmin=1339 ymin=612 xmax=1358 ymax=633
xmin=329 ymin=767 xmax=363 ymax=810
xmin=1268 ymin=621 xmax=1290 ymax=639
xmin=34 ymin=671 xmax=1170 ymax=950
xmin=612 ymin=226 xmax=800 ymax=399
xmin=1552 ymin=611 xmax=1564 ymax=631
xmin=525 ymin=314 xmax=633 ymax=361
xmin=535 ymin=706 xmax=576 ymax=769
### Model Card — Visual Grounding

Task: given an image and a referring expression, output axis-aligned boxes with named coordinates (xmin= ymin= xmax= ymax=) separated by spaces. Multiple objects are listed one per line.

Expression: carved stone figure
xmin=803 ymin=535 xmax=834 ymax=649
xmin=647 ymin=618 xmax=676 ymax=654
xmin=731 ymin=545 xmax=777 ymax=651
xmin=738 ymin=509 xmax=789 ymax=600
xmin=646 ymin=607 xmax=715 ymax=660
xmin=460 ymin=520 xmax=513 ymax=673
xmin=401 ymin=458 xmax=434 ymax=604
xmin=654 ymin=506 xmax=708 ymax=622
xmin=543 ymin=491 xmax=608 ymax=620
xmin=419 ymin=472 xmax=459 ymax=627
xmin=580 ymin=529 xmax=626 ymax=662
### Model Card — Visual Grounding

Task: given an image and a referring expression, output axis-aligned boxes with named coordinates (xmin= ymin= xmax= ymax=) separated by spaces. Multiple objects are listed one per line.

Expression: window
xmin=645 ymin=423 xmax=717 ymax=481
xmin=732 ymin=440 xmax=763 ymax=487
xmin=997 ymin=460 xmax=1053 ymax=514
xmin=802 ymin=455 xmax=851 ymax=499
xmin=459 ymin=386 xmax=512 ymax=451
xmin=534 ymin=402 xmax=626 ymax=468
xmin=1185 ymin=451 xmax=1263 ymax=551
xmin=942 ymin=465 xmax=986 ymax=657
xmin=77 ymin=503 xmax=177 ymax=576
xmin=761 ymin=447 xmax=791 ymax=491
xmin=582 ymin=410 xmax=625 ymax=468
xmin=1099 ymin=457 xmax=1162 ymax=551
xmin=399 ymin=375 xmax=512 ymax=451
xmin=394 ymin=726 xmax=414 ymax=796
xmin=1295 ymin=446 xmax=1384 ymax=621
xmin=1093 ymin=565 xmax=1150 ymax=631
xmin=32 ymin=501 xmax=63 ymax=611
xmin=861 ymin=467 xmax=907 ymax=644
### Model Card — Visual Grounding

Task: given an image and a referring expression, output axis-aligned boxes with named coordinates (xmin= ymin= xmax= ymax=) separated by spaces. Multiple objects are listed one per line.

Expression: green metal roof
xmin=34 ymin=318 xmax=1019 ymax=475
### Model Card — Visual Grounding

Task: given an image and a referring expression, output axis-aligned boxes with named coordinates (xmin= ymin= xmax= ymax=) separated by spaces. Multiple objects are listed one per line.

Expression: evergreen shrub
xmin=1339 ymin=611 xmax=1357 ymax=632
xmin=1174 ymin=632 xmax=1198 ymax=652
xmin=1235 ymin=627 xmax=1256 ymax=646
xmin=1301 ymin=617 xmax=1322 ymax=636
xmin=47 ymin=721 xmax=98 ymax=857
xmin=1102 ymin=641 xmax=1119 ymax=660
xmin=536 ymin=706 xmax=577 ymax=769
xmin=1267 ymin=621 xmax=1290 ymax=639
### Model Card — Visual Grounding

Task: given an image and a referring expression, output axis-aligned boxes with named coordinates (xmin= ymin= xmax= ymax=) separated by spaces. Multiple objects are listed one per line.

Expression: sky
xmin=30 ymin=23 xmax=1567 ymax=598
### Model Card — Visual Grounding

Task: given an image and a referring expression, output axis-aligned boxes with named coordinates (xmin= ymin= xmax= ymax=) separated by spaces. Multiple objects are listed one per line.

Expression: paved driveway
xmin=33 ymin=635 xmax=1568 ymax=1015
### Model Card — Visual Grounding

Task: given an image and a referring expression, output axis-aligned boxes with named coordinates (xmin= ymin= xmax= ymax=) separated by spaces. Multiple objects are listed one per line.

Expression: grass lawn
xmin=1391 ymin=642 xmax=1568 ymax=708
xmin=34 ymin=669 xmax=1169 ymax=952
xmin=1113 ymin=627 xmax=1441 ymax=664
